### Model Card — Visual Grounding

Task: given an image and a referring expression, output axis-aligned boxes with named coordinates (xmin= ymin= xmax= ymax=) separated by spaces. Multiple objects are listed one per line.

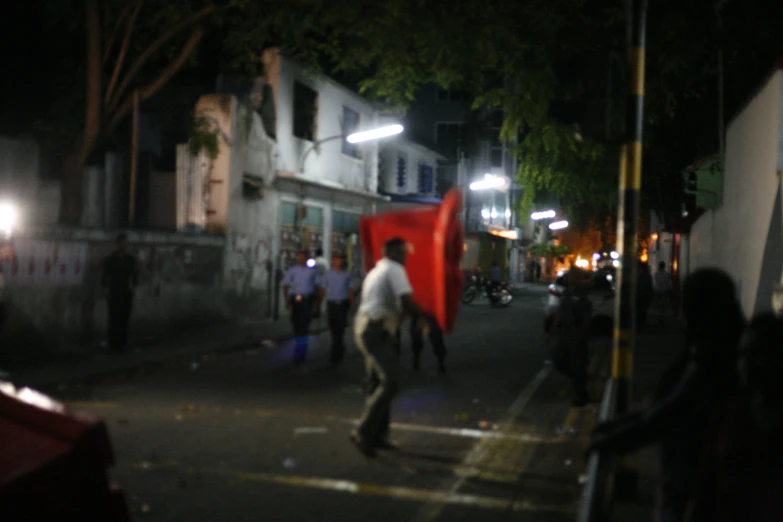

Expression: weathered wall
xmin=0 ymin=228 xmax=228 ymax=364
xmin=687 ymin=68 xmax=783 ymax=318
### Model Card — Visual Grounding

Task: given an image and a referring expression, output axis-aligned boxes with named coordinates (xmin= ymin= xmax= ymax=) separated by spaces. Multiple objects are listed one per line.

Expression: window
xmin=293 ymin=81 xmax=318 ymax=141
xmin=435 ymin=122 xmax=463 ymax=158
xmin=333 ymin=211 xmax=360 ymax=233
xmin=280 ymin=202 xmax=322 ymax=227
xmin=418 ymin=164 xmax=434 ymax=194
xmin=490 ymin=147 xmax=503 ymax=168
xmin=342 ymin=106 xmax=361 ymax=158
xmin=396 ymin=153 xmax=408 ymax=189
xmin=281 ymin=202 xmax=298 ymax=226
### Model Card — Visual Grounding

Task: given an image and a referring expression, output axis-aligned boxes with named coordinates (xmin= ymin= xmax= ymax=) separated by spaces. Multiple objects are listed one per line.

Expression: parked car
xmin=544 ymin=269 xmax=616 ymax=334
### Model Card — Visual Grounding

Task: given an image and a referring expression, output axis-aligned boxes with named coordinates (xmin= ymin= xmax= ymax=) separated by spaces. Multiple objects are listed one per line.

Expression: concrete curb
xmin=11 ymin=326 xmax=331 ymax=391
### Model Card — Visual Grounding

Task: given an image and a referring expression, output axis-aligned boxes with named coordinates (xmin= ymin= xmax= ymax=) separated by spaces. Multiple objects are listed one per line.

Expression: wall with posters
xmin=0 ymin=229 xmax=228 ymax=363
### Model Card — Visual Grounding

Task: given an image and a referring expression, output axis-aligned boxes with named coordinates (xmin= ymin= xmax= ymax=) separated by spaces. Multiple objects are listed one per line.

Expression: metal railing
xmin=576 ymin=379 xmax=618 ymax=522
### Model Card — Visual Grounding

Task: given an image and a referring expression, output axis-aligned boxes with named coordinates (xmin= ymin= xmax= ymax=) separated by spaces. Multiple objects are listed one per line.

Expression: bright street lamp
xmin=531 ymin=210 xmax=556 ymax=220
xmin=346 ymin=124 xmax=404 ymax=144
xmin=0 ymin=201 xmax=17 ymax=237
xmin=549 ymin=220 xmax=568 ymax=230
xmin=610 ymin=251 xmax=620 ymax=259
xmin=299 ymin=124 xmax=404 ymax=171
xmin=469 ymin=174 xmax=509 ymax=191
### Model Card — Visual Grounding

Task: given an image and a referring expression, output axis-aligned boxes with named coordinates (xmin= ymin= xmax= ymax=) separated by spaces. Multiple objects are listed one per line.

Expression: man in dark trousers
xmin=101 ymin=233 xmax=138 ymax=351
xmin=409 ymin=312 xmax=447 ymax=374
xmin=318 ymin=253 xmax=354 ymax=365
xmin=283 ymin=250 xmax=321 ymax=368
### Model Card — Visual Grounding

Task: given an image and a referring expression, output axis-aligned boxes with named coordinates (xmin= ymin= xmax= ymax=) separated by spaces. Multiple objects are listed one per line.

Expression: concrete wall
xmin=0 ymin=228 xmax=228 ymax=363
xmin=687 ymin=68 xmax=783 ymax=318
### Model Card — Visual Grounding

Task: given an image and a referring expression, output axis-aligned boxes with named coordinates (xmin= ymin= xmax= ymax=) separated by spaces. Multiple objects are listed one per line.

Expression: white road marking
xmin=410 ymin=365 xmax=553 ymax=521
xmin=343 ymin=419 xmax=561 ymax=444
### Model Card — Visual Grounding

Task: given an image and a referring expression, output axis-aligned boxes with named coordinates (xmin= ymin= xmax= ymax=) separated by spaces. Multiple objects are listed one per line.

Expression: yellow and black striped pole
xmin=612 ymin=0 xmax=647 ymax=417
xmin=610 ymin=0 xmax=647 ymax=500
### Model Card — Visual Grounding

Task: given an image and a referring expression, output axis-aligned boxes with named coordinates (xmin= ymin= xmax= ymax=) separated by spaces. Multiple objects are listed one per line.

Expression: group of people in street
xmin=587 ymin=267 xmax=783 ymax=522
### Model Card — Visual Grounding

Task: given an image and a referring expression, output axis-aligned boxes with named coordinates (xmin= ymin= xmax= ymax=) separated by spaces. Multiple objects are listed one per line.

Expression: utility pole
xmin=129 ymin=90 xmax=140 ymax=226
xmin=611 ymin=0 xmax=647 ymax=498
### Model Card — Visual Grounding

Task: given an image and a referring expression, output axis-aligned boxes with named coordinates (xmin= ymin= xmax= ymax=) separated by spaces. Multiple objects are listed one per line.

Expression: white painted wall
xmin=274 ymin=55 xmax=379 ymax=194
xmin=687 ymin=69 xmax=783 ymax=318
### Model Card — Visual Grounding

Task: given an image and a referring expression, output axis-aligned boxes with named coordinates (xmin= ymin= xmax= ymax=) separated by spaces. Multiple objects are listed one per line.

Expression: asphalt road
xmin=55 ymin=286 xmax=602 ymax=522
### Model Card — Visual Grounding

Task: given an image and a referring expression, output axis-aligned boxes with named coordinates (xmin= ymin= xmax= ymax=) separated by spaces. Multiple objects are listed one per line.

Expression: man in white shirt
xmin=349 ymin=237 xmax=432 ymax=458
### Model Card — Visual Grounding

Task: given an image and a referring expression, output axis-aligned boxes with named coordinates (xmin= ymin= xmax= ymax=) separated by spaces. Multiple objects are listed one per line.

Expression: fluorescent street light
xmin=612 ymin=260 xmax=620 ymax=267
xmin=610 ymin=251 xmax=620 ymax=259
xmin=505 ymin=209 xmax=511 ymax=218
xmin=469 ymin=174 xmax=509 ymax=191
xmin=490 ymin=209 xmax=498 ymax=219
xmin=481 ymin=209 xmax=490 ymax=219
xmin=0 ymin=201 xmax=17 ymax=236
xmin=346 ymin=124 xmax=404 ymax=144
xmin=592 ymin=253 xmax=601 ymax=261
xmin=549 ymin=220 xmax=568 ymax=230
xmin=531 ymin=210 xmax=556 ymax=220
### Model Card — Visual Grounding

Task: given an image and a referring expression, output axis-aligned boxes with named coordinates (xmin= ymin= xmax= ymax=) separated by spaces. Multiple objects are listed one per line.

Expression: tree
xmin=38 ymin=0 xmax=233 ymax=224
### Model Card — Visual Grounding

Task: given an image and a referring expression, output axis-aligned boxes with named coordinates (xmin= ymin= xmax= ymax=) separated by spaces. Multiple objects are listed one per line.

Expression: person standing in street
xmin=636 ymin=261 xmax=654 ymax=330
xmin=101 ymin=233 xmax=138 ymax=352
xmin=283 ymin=250 xmax=321 ymax=368
xmin=318 ymin=253 xmax=354 ymax=365
xmin=409 ymin=311 xmax=447 ymax=374
xmin=350 ymin=237 xmax=433 ymax=457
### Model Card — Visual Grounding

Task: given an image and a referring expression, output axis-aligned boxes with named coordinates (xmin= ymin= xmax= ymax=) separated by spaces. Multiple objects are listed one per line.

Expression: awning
xmin=274 ymin=172 xmax=390 ymax=203
xmin=382 ymin=193 xmax=442 ymax=205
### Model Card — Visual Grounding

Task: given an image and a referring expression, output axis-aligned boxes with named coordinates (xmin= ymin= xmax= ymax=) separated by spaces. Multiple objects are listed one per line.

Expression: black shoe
xmin=349 ymin=432 xmax=377 ymax=458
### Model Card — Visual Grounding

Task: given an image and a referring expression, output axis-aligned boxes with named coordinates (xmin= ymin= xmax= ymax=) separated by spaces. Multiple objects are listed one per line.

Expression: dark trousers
xmin=637 ymin=297 xmax=651 ymax=330
xmin=410 ymin=313 xmax=446 ymax=360
xmin=367 ymin=368 xmax=390 ymax=441
xmin=327 ymin=300 xmax=350 ymax=363
xmin=108 ymin=292 xmax=133 ymax=350
xmin=290 ymin=295 xmax=314 ymax=364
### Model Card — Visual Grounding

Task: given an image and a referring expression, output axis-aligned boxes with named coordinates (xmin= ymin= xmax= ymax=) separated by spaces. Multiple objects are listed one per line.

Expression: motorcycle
xmin=461 ymin=275 xmax=513 ymax=307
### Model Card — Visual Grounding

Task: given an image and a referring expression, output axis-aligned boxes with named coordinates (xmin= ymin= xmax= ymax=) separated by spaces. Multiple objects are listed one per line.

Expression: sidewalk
xmin=601 ymin=311 xmax=687 ymax=520
xmin=4 ymin=316 xmax=329 ymax=391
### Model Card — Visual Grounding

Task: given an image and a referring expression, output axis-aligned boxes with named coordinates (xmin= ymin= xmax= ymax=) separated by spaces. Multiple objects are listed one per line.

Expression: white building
xmin=376 ymin=137 xmax=446 ymax=212
xmin=666 ymin=62 xmax=783 ymax=317
xmin=178 ymin=48 xmax=394 ymax=305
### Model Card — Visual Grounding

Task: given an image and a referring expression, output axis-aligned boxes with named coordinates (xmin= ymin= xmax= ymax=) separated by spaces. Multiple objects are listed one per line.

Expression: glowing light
xmin=490 ymin=209 xmax=498 ymax=219
xmin=640 ymin=253 xmax=649 ymax=262
xmin=575 ymin=258 xmax=589 ymax=268
xmin=481 ymin=209 xmax=490 ymax=219
xmin=612 ymin=260 xmax=620 ymax=267
xmin=470 ymin=174 xmax=509 ymax=191
xmin=346 ymin=124 xmax=403 ymax=143
xmin=0 ymin=201 xmax=17 ymax=236
xmin=505 ymin=209 xmax=511 ymax=218
xmin=488 ymin=229 xmax=518 ymax=240
xmin=610 ymin=251 xmax=619 ymax=260
xmin=651 ymin=233 xmax=659 ymax=241
xmin=306 ymin=258 xmax=316 ymax=268
xmin=531 ymin=210 xmax=556 ymax=220
xmin=606 ymin=274 xmax=613 ymax=281
xmin=548 ymin=220 xmax=568 ymax=230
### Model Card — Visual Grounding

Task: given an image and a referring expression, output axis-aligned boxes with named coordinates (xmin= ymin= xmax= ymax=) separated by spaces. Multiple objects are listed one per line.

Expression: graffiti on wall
xmin=227 ymin=226 xmax=274 ymax=293
xmin=0 ymin=240 xmax=87 ymax=287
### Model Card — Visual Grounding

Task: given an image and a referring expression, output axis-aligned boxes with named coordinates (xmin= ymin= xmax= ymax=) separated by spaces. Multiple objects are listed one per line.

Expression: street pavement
xmin=49 ymin=286 xmax=609 ymax=522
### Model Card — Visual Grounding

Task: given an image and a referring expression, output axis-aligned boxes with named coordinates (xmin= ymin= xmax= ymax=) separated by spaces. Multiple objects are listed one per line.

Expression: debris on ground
xmin=174 ymin=413 xmax=184 ymax=421
xmin=283 ymin=457 xmax=296 ymax=469
xmin=140 ymin=503 xmax=151 ymax=514
xmin=564 ymin=459 xmax=573 ymax=467
xmin=190 ymin=362 xmax=199 ymax=371
xmin=478 ymin=420 xmax=490 ymax=430
xmin=294 ymin=427 xmax=329 ymax=435
xmin=578 ymin=473 xmax=588 ymax=484
xmin=454 ymin=413 xmax=470 ymax=422
xmin=181 ymin=404 xmax=198 ymax=413
xmin=472 ymin=398 xmax=480 ymax=404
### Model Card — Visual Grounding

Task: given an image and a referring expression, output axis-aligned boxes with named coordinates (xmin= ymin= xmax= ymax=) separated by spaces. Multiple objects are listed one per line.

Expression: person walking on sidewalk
xmin=283 ymin=250 xmax=321 ymax=368
xmin=549 ymin=269 xmax=592 ymax=407
xmin=637 ymin=261 xmax=654 ymax=330
xmin=350 ymin=237 xmax=433 ymax=458
xmin=101 ymin=233 xmax=138 ymax=352
xmin=653 ymin=261 xmax=673 ymax=323
xmin=587 ymin=268 xmax=745 ymax=522
xmin=318 ymin=253 xmax=354 ymax=365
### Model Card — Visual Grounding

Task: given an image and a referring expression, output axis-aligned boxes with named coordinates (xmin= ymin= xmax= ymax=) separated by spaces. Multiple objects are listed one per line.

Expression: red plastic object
xmin=360 ymin=188 xmax=464 ymax=332
xmin=0 ymin=383 xmax=129 ymax=521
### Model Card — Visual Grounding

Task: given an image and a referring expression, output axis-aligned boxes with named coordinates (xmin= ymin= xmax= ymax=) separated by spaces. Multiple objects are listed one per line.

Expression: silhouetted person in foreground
xmin=101 ymin=234 xmax=138 ymax=351
xmin=587 ymin=268 xmax=745 ymax=522
xmin=637 ymin=261 xmax=654 ymax=330
xmin=690 ymin=313 xmax=783 ymax=522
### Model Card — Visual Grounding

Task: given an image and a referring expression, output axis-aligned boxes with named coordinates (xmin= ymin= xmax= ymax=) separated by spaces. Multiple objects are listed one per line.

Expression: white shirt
xmin=358 ymin=258 xmax=413 ymax=323
xmin=315 ymin=256 xmax=329 ymax=276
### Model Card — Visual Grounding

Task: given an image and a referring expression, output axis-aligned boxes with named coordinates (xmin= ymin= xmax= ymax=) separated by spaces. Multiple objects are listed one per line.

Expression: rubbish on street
xmin=261 ymin=339 xmax=276 ymax=348
xmin=454 ymin=413 xmax=470 ymax=422
xmin=190 ymin=362 xmax=199 ymax=371
xmin=294 ymin=427 xmax=329 ymax=435
xmin=478 ymin=420 xmax=490 ymax=430
xmin=472 ymin=398 xmax=480 ymax=404
xmin=544 ymin=359 xmax=553 ymax=366
xmin=141 ymin=503 xmax=151 ymax=514
xmin=564 ymin=459 xmax=573 ymax=467
xmin=492 ymin=424 xmax=500 ymax=430
xmin=578 ymin=473 xmax=588 ymax=484
xmin=174 ymin=413 xmax=183 ymax=421
xmin=134 ymin=461 xmax=152 ymax=470
xmin=181 ymin=404 xmax=198 ymax=413
xmin=283 ymin=457 xmax=296 ymax=469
